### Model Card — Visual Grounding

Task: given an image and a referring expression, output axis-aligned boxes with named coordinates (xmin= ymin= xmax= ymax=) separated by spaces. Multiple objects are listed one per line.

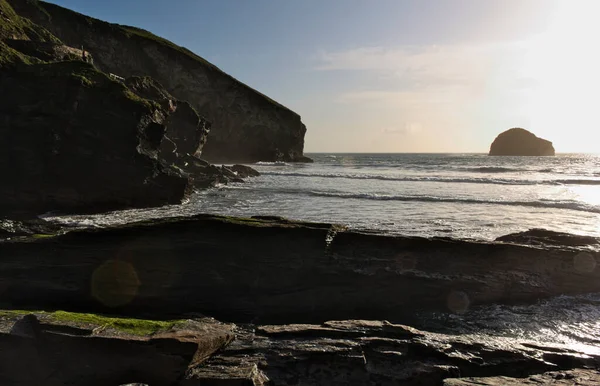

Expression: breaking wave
xmin=303 ymin=191 xmax=600 ymax=214
xmin=261 ymin=171 xmax=600 ymax=186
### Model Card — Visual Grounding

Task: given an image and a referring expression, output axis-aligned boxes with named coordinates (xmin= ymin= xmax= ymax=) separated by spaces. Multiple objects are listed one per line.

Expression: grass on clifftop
xmin=0 ymin=309 xmax=182 ymax=335
xmin=36 ymin=0 xmax=293 ymax=114
xmin=0 ymin=0 xmax=59 ymax=42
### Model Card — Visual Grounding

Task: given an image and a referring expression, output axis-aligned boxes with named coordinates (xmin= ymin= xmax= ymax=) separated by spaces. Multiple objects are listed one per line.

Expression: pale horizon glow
xmin=46 ymin=0 xmax=600 ymax=153
xmin=306 ymin=1 xmax=600 ymax=153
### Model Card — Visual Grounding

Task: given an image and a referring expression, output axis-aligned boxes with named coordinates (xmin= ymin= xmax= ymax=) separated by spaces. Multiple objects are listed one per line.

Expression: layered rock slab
xmin=0 ymin=215 xmax=599 ymax=324
xmin=0 ymin=313 xmax=234 ymax=386
xmin=191 ymin=320 xmax=600 ymax=385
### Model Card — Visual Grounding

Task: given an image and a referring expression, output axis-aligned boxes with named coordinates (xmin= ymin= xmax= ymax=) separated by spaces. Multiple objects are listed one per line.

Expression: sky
xmin=46 ymin=0 xmax=600 ymax=153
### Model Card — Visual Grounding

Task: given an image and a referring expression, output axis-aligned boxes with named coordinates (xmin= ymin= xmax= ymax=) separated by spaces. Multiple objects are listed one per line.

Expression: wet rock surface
xmin=496 ymin=229 xmax=600 ymax=250
xmin=231 ymin=164 xmax=261 ymax=178
xmin=192 ymin=320 xmax=600 ymax=385
xmin=444 ymin=369 xmax=600 ymax=385
xmin=3 ymin=313 xmax=598 ymax=385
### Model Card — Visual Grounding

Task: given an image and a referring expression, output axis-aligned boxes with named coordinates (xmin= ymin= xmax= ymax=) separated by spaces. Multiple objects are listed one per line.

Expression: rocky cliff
xmin=0 ymin=0 xmax=258 ymax=216
xmin=9 ymin=0 xmax=310 ymax=163
xmin=489 ymin=128 xmax=555 ymax=156
xmin=1 ymin=215 xmax=598 ymax=323
xmin=0 ymin=59 xmax=191 ymax=215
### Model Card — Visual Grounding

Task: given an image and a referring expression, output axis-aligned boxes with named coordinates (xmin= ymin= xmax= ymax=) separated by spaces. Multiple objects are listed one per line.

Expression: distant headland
xmin=489 ymin=128 xmax=555 ymax=156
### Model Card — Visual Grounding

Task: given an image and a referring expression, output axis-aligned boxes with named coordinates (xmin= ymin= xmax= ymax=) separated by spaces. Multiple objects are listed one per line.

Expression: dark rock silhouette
xmin=0 ymin=0 xmax=260 ymax=216
xmin=1 ymin=215 xmax=599 ymax=324
xmin=489 ymin=128 xmax=555 ymax=156
xmin=8 ymin=0 xmax=311 ymax=163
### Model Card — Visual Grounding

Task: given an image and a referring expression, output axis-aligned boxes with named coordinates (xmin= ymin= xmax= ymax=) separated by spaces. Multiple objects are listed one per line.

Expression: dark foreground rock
xmin=0 ymin=215 xmax=599 ymax=324
xmin=445 ymin=369 xmax=600 ymax=385
xmin=2 ymin=313 xmax=599 ymax=385
xmin=489 ymin=128 xmax=555 ymax=156
xmin=187 ymin=320 xmax=600 ymax=385
xmin=0 ymin=313 xmax=233 ymax=386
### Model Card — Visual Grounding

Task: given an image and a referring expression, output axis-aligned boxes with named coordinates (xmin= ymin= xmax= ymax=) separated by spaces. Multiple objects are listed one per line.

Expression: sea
xmin=44 ymin=153 xmax=600 ymax=354
xmin=48 ymin=152 xmax=600 ymax=240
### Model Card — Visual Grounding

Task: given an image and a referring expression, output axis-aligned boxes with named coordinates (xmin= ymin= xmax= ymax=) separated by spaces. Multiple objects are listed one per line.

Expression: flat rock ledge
xmin=1 ymin=216 xmax=599 ymax=324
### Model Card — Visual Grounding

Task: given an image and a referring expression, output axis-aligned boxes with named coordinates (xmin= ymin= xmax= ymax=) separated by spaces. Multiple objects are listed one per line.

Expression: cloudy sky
xmin=48 ymin=0 xmax=600 ymax=153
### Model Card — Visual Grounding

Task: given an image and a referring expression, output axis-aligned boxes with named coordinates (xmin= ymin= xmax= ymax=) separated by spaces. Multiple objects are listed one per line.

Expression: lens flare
xmin=91 ymin=259 xmax=140 ymax=307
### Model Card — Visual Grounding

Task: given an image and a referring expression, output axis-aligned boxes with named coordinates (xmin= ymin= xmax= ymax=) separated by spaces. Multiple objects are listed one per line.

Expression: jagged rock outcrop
xmin=0 ymin=0 xmax=259 ymax=217
xmin=0 ymin=59 xmax=193 ymax=216
xmin=9 ymin=0 xmax=311 ymax=163
xmin=231 ymin=164 xmax=261 ymax=178
xmin=489 ymin=128 xmax=555 ymax=156
xmin=0 ymin=215 xmax=598 ymax=323
xmin=2 ymin=312 xmax=599 ymax=385
xmin=192 ymin=320 xmax=600 ymax=385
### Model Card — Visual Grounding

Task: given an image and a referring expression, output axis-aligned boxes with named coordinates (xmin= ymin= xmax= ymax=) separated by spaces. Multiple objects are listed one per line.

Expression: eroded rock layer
xmin=0 ymin=215 xmax=598 ymax=323
xmin=2 ymin=313 xmax=599 ymax=385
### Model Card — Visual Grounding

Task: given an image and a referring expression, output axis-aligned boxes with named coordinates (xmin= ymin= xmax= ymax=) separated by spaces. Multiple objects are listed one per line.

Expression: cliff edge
xmin=489 ymin=128 xmax=555 ymax=156
xmin=9 ymin=0 xmax=311 ymax=163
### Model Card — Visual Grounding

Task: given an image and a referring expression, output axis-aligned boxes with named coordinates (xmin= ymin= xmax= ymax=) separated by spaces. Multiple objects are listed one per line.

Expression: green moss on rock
xmin=0 ymin=309 xmax=182 ymax=335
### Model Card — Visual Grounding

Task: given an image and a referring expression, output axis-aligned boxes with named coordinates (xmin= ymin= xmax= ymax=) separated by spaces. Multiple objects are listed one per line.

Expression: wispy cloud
xmin=317 ymin=43 xmax=533 ymax=93
xmin=381 ymin=123 xmax=422 ymax=136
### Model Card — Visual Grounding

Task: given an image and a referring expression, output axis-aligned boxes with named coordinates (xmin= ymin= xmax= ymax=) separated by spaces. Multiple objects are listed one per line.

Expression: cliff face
xmin=0 ymin=60 xmax=192 ymax=215
xmin=10 ymin=0 xmax=310 ymax=163
xmin=0 ymin=0 xmax=259 ymax=217
xmin=489 ymin=128 xmax=555 ymax=156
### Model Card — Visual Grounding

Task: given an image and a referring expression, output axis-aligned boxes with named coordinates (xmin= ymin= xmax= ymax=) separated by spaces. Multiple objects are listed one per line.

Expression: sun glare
xmin=521 ymin=1 xmax=600 ymax=152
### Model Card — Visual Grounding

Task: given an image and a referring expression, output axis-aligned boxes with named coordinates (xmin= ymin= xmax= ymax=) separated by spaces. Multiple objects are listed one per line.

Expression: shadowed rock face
xmin=9 ymin=0 xmax=310 ymax=163
xmin=0 ymin=314 xmax=234 ymax=386
xmin=0 ymin=0 xmax=260 ymax=217
xmin=489 ymin=128 xmax=555 ymax=156
xmin=0 ymin=215 xmax=599 ymax=324
xmin=0 ymin=60 xmax=192 ymax=216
